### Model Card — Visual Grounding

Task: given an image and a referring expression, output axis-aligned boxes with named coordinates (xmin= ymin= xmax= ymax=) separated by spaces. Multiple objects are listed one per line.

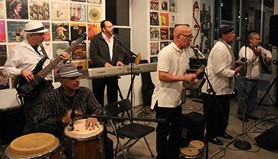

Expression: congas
xmin=4 ymin=133 xmax=62 ymax=159
xmin=189 ymin=140 xmax=204 ymax=152
xmin=63 ymin=119 xmax=104 ymax=159
xmin=180 ymin=147 xmax=199 ymax=159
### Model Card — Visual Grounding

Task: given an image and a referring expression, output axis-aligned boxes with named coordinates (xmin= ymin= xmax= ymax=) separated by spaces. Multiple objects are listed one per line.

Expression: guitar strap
xmin=40 ymin=44 xmax=49 ymax=59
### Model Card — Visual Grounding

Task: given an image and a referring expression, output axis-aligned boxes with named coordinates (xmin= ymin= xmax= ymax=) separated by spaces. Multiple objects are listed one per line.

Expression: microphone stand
xmin=192 ymin=48 xmax=228 ymax=159
xmin=114 ymin=36 xmax=138 ymax=117
xmin=233 ymin=43 xmax=251 ymax=150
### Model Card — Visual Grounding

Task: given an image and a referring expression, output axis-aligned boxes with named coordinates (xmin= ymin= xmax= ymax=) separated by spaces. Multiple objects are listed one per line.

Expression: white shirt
xmin=239 ymin=46 xmax=272 ymax=79
xmin=3 ymin=40 xmax=52 ymax=80
xmin=201 ymin=41 xmax=235 ymax=95
xmin=151 ymin=42 xmax=189 ymax=109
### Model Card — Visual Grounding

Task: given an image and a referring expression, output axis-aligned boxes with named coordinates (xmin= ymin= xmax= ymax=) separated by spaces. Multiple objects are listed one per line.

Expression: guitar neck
xmin=37 ymin=56 xmax=62 ymax=78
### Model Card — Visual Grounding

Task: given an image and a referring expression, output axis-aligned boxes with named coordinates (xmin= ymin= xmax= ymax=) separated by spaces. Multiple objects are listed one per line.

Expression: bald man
xmin=151 ymin=25 xmax=197 ymax=159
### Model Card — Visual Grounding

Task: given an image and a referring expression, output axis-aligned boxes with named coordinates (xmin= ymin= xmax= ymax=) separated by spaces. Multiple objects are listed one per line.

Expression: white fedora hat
xmin=24 ymin=21 xmax=48 ymax=34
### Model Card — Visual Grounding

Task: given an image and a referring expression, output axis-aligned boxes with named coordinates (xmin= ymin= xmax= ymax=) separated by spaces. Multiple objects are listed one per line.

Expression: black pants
xmin=155 ymin=104 xmax=182 ymax=159
xmin=92 ymin=77 xmax=118 ymax=106
xmin=202 ymin=93 xmax=231 ymax=139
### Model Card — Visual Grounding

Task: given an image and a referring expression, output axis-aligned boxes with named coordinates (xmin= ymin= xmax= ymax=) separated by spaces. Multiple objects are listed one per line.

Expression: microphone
xmin=236 ymin=37 xmax=250 ymax=44
xmin=191 ymin=45 xmax=205 ymax=58
xmin=68 ymin=109 xmax=75 ymax=131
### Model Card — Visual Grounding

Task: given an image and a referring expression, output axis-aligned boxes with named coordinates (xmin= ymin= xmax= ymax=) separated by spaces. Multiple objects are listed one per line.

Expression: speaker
xmin=254 ymin=124 xmax=278 ymax=151
xmin=269 ymin=15 xmax=278 ymax=46
xmin=180 ymin=112 xmax=205 ymax=148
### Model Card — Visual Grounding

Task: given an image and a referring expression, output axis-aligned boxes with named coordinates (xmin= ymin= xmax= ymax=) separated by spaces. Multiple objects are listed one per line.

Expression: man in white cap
xmin=201 ymin=25 xmax=242 ymax=145
xmin=3 ymin=21 xmax=70 ymax=134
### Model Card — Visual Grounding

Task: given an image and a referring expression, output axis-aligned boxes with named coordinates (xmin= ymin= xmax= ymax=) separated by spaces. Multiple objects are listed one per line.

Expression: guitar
xmin=14 ymin=33 xmax=87 ymax=98
xmin=250 ymin=46 xmax=272 ymax=74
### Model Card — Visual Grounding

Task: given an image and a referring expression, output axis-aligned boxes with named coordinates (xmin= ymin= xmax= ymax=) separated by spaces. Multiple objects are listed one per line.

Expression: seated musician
xmin=3 ymin=21 xmax=69 ymax=134
xmin=37 ymin=63 xmax=113 ymax=159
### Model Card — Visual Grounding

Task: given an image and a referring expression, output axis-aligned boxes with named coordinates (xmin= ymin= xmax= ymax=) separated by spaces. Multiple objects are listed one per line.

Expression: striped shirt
xmin=37 ymin=86 xmax=102 ymax=139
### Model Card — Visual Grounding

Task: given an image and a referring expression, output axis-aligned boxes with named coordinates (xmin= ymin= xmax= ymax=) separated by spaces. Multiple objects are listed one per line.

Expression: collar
xmin=101 ymin=32 xmax=114 ymax=40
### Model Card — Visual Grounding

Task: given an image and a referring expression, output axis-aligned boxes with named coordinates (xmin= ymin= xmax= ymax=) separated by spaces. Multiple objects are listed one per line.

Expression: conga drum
xmin=189 ymin=140 xmax=204 ymax=153
xmin=180 ymin=147 xmax=199 ymax=159
xmin=64 ymin=119 xmax=104 ymax=159
xmin=4 ymin=133 xmax=62 ymax=159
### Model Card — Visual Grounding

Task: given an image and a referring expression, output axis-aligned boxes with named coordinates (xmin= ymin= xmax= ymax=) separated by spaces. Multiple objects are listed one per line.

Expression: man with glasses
xmin=201 ymin=25 xmax=242 ymax=145
xmin=151 ymin=24 xmax=197 ymax=159
xmin=3 ymin=21 xmax=69 ymax=134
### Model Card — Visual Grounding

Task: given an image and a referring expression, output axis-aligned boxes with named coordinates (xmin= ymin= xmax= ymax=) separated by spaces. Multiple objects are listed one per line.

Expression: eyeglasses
xmin=180 ymin=34 xmax=193 ymax=39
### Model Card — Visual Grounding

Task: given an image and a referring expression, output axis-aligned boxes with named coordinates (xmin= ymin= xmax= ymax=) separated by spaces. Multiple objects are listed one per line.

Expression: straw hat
xmin=24 ymin=21 xmax=48 ymax=34
xmin=58 ymin=63 xmax=82 ymax=78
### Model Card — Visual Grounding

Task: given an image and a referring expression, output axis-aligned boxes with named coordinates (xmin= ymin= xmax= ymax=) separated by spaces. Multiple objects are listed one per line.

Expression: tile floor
xmin=108 ymin=98 xmax=278 ymax=159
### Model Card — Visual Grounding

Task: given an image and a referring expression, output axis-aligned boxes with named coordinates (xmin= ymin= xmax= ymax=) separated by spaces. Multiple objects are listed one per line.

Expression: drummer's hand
xmin=61 ymin=109 xmax=83 ymax=124
xmin=85 ymin=117 xmax=99 ymax=130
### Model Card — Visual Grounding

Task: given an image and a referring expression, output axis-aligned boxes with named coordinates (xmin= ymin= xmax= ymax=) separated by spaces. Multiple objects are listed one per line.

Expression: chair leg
xmin=143 ymin=137 xmax=154 ymax=157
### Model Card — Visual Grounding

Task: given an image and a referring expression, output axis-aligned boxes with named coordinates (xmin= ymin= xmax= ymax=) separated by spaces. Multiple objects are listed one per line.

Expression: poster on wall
xmin=169 ymin=0 xmax=177 ymax=13
xmin=150 ymin=42 xmax=159 ymax=55
xmin=160 ymin=41 xmax=169 ymax=50
xmin=87 ymin=5 xmax=102 ymax=22
xmin=51 ymin=2 xmax=69 ymax=21
xmin=0 ymin=20 xmax=6 ymax=42
xmin=42 ymin=22 xmax=50 ymax=41
xmin=150 ymin=0 xmax=159 ymax=11
xmin=87 ymin=23 xmax=101 ymax=40
xmin=29 ymin=0 xmax=50 ymax=20
xmin=72 ymin=43 xmax=86 ymax=60
xmin=150 ymin=12 xmax=159 ymax=26
xmin=70 ymin=2 xmax=86 ymax=22
xmin=160 ymin=0 xmax=168 ymax=11
xmin=0 ymin=68 xmax=9 ymax=89
xmin=6 ymin=0 xmax=28 ymax=19
xmin=70 ymin=22 xmax=86 ymax=41
xmin=160 ymin=13 xmax=169 ymax=26
xmin=52 ymin=22 xmax=69 ymax=41
xmin=87 ymin=0 xmax=102 ymax=4
xmin=150 ymin=27 xmax=159 ymax=41
xmin=0 ymin=0 xmax=5 ymax=19
xmin=7 ymin=21 xmax=27 ymax=42
xmin=52 ymin=43 xmax=69 ymax=59
xmin=0 ymin=45 xmax=7 ymax=66
xmin=169 ymin=14 xmax=175 ymax=27
xmin=160 ymin=27 xmax=169 ymax=40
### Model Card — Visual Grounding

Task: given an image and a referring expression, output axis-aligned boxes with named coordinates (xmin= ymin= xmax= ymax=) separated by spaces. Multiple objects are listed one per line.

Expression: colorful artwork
xmin=0 ymin=21 xmax=6 ymax=42
xmin=160 ymin=0 xmax=168 ymax=11
xmin=150 ymin=12 xmax=159 ymax=26
xmin=70 ymin=22 xmax=86 ymax=41
xmin=160 ymin=27 xmax=169 ymax=40
xmin=87 ymin=0 xmax=102 ymax=4
xmin=52 ymin=22 xmax=69 ymax=41
xmin=160 ymin=13 xmax=169 ymax=26
xmin=169 ymin=0 xmax=177 ymax=13
xmin=0 ymin=45 xmax=7 ymax=66
xmin=0 ymin=0 xmax=5 ymax=19
xmin=29 ymin=0 xmax=50 ymax=20
xmin=51 ymin=1 xmax=69 ymax=21
xmin=150 ymin=42 xmax=159 ymax=55
xmin=150 ymin=27 xmax=159 ymax=41
xmin=150 ymin=0 xmax=159 ymax=11
xmin=6 ymin=0 xmax=28 ymax=19
xmin=70 ymin=2 xmax=86 ymax=22
xmin=7 ymin=21 xmax=27 ymax=42
xmin=87 ymin=23 xmax=101 ymax=40
xmin=87 ymin=5 xmax=102 ymax=22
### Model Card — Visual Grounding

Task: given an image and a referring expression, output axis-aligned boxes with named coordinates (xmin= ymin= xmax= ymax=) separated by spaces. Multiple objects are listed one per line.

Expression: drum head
xmin=5 ymin=133 xmax=59 ymax=158
xmin=180 ymin=147 xmax=199 ymax=157
xmin=189 ymin=140 xmax=204 ymax=150
xmin=64 ymin=119 xmax=104 ymax=140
